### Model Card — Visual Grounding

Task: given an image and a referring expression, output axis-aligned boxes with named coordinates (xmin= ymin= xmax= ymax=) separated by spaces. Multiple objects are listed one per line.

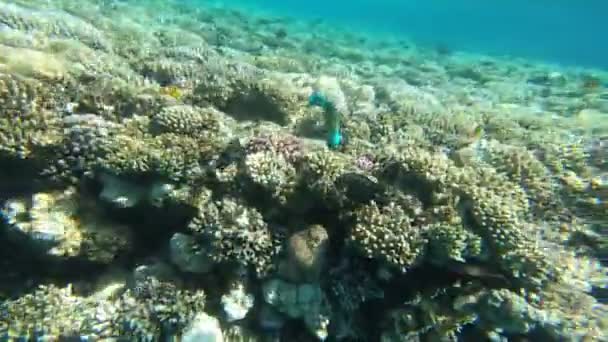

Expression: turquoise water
xmin=202 ymin=0 xmax=608 ymax=69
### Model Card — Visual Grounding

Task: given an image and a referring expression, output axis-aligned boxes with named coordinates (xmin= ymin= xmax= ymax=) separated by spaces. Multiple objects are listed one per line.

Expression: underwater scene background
xmin=205 ymin=0 xmax=608 ymax=69
xmin=0 ymin=0 xmax=607 ymax=341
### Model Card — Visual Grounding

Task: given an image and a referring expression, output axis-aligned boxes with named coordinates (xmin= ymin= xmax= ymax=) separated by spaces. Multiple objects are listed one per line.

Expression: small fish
xmin=160 ymin=85 xmax=183 ymax=100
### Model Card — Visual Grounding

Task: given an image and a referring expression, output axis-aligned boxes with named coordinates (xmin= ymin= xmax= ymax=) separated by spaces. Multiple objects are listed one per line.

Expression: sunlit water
xmin=199 ymin=0 xmax=608 ymax=69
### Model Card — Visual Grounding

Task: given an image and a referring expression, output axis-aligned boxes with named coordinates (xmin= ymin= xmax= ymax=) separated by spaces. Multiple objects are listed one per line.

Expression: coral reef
xmin=0 ymin=0 xmax=606 ymax=340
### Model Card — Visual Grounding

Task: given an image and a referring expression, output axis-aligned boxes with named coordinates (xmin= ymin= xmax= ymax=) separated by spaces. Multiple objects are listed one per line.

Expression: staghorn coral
xmin=349 ymin=201 xmax=428 ymax=271
xmin=379 ymin=144 xmax=559 ymax=288
xmin=242 ymin=150 xmax=297 ymax=203
xmin=113 ymin=276 xmax=206 ymax=340
xmin=152 ymin=104 xmax=226 ymax=137
xmin=463 ymin=178 xmax=558 ymax=288
xmin=425 ymin=222 xmax=484 ymax=264
xmin=44 ymin=113 xmax=117 ymax=182
xmin=188 ymin=196 xmax=283 ymax=277
xmin=470 ymin=139 xmax=559 ymax=218
xmin=100 ymin=118 xmax=220 ymax=182
xmin=0 ymin=284 xmax=117 ymax=340
xmin=0 ymin=73 xmax=63 ymax=159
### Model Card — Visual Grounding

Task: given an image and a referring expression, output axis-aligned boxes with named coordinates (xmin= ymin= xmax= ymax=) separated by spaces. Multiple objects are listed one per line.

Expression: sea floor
xmin=0 ymin=0 xmax=607 ymax=341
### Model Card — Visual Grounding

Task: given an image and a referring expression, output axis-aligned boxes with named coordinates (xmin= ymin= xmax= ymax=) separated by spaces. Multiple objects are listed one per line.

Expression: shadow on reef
xmin=0 ymin=156 xmax=54 ymax=201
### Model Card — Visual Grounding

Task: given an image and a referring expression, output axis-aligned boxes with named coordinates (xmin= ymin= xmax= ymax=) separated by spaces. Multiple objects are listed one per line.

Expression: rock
xmin=262 ymin=278 xmax=330 ymax=340
xmin=98 ymin=172 xmax=148 ymax=208
xmin=221 ymin=281 xmax=255 ymax=322
xmin=1 ymin=187 xmax=132 ymax=263
xmin=279 ymin=224 xmax=329 ymax=282
xmin=182 ymin=312 xmax=223 ymax=342
xmin=169 ymin=233 xmax=214 ymax=274
xmin=258 ymin=304 xmax=285 ymax=331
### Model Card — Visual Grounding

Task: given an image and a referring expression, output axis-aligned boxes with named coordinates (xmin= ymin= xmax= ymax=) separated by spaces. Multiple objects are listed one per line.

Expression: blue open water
xmin=199 ymin=0 xmax=608 ymax=69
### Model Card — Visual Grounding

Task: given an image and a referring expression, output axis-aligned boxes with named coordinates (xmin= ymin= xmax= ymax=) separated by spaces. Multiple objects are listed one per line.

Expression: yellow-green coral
xmin=379 ymin=145 xmax=557 ymax=288
xmin=152 ymin=105 xmax=225 ymax=137
xmin=101 ymin=131 xmax=216 ymax=182
xmin=243 ymin=150 xmax=297 ymax=203
xmin=0 ymin=284 xmax=115 ymax=340
xmin=300 ymin=149 xmax=353 ymax=204
xmin=349 ymin=201 xmax=427 ymax=271
xmin=0 ymin=73 xmax=63 ymax=159
xmin=426 ymin=222 xmax=483 ymax=263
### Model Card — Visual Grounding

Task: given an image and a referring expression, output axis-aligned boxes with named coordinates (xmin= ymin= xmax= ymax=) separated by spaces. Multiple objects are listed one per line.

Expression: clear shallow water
xmin=200 ymin=0 xmax=608 ymax=69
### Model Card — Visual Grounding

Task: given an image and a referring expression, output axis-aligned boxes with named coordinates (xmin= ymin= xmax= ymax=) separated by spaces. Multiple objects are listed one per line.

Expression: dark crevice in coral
xmin=377 ymin=163 xmax=437 ymax=208
xmin=103 ymin=203 xmax=193 ymax=262
xmin=364 ymin=261 xmax=513 ymax=341
xmin=223 ymin=89 xmax=288 ymax=125
xmin=0 ymin=221 xmax=111 ymax=299
xmin=0 ymin=157 xmax=56 ymax=201
xmin=80 ymin=176 xmax=197 ymax=270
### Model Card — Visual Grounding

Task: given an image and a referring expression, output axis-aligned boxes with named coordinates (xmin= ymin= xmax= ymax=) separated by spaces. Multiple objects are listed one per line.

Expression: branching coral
xmin=44 ymin=113 xmax=117 ymax=181
xmin=152 ymin=105 xmax=225 ymax=137
xmin=381 ymin=284 xmax=478 ymax=342
xmin=244 ymin=132 xmax=304 ymax=164
xmin=0 ymin=73 xmax=63 ymax=159
xmin=378 ymin=145 xmax=558 ymax=288
xmin=454 ymin=286 xmax=608 ymax=340
xmin=0 ymin=1 xmax=606 ymax=341
xmin=425 ymin=222 xmax=484 ymax=264
xmin=100 ymin=129 xmax=216 ymax=182
xmin=0 ymin=284 xmax=116 ymax=340
xmin=243 ymin=150 xmax=297 ymax=203
xmin=300 ymin=149 xmax=354 ymax=205
xmin=113 ymin=276 xmax=206 ymax=339
xmin=188 ymin=196 xmax=282 ymax=277
xmin=349 ymin=201 xmax=428 ymax=271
